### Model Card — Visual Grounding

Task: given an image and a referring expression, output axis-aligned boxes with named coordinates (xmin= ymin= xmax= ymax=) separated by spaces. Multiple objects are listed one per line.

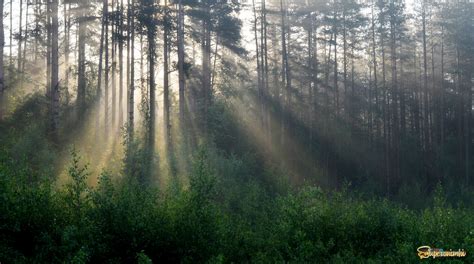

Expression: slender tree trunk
xmin=350 ymin=38 xmax=355 ymax=129
xmin=342 ymin=7 xmax=348 ymax=119
xmin=33 ymin=0 xmax=39 ymax=92
xmin=0 ymin=0 xmax=4 ymax=119
xmin=163 ymin=0 xmax=170 ymax=149
xmin=46 ymin=1 xmax=51 ymax=97
xmin=440 ymin=25 xmax=444 ymax=149
xmin=431 ymin=40 xmax=438 ymax=146
xmin=422 ymin=2 xmax=429 ymax=152
xmin=371 ymin=5 xmax=379 ymax=138
xmin=307 ymin=15 xmax=313 ymax=147
xmin=21 ymin=2 xmax=28 ymax=75
xmin=18 ymin=0 xmax=22 ymax=71
xmin=368 ymin=49 xmax=373 ymax=142
xmin=280 ymin=0 xmax=288 ymax=146
xmin=463 ymin=4 xmax=472 ymax=184
xmin=51 ymin=0 xmax=59 ymax=135
xmin=104 ymin=0 xmax=109 ymax=134
xmin=126 ymin=0 xmax=130 ymax=125
xmin=140 ymin=34 xmax=144 ymax=96
xmin=77 ymin=0 xmax=88 ymax=119
xmin=332 ymin=10 xmax=339 ymax=187
xmin=333 ymin=6 xmax=339 ymax=118
xmin=148 ymin=30 xmax=156 ymax=153
xmin=9 ymin=0 xmax=12 ymax=74
xmin=177 ymin=0 xmax=185 ymax=127
xmin=111 ymin=0 xmax=116 ymax=128
xmin=252 ymin=0 xmax=263 ymax=127
xmin=323 ymin=31 xmax=333 ymax=185
xmin=414 ymin=45 xmax=420 ymax=143
xmin=262 ymin=0 xmax=270 ymax=141
xmin=389 ymin=4 xmax=400 ymax=187
xmin=312 ymin=20 xmax=318 ymax=149
xmin=128 ymin=0 xmax=135 ymax=135
xmin=456 ymin=46 xmax=464 ymax=181
xmin=202 ymin=6 xmax=212 ymax=130
xmin=118 ymin=0 xmax=124 ymax=126
xmin=380 ymin=13 xmax=390 ymax=195
xmin=210 ymin=36 xmax=219 ymax=99
xmin=96 ymin=0 xmax=106 ymax=138
xmin=400 ymin=45 xmax=406 ymax=139
xmin=64 ymin=2 xmax=70 ymax=104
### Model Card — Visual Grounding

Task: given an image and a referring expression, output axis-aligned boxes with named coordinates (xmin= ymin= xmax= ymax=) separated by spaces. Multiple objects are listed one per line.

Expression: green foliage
xmin=123 ymin=131 xmax=152 ymax=183
xmin=190 ymin=147 xmax=217 ymax=202
xmin=1 ymin=148 xmax=474 ymax=263
xmin=136 ymin=250 xmax=152 ymax=264
xmin=65 ymin=148 xmax=90 ymax=215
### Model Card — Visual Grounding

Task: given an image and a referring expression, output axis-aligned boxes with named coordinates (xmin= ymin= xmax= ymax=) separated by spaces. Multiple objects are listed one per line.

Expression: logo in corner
xmin=417 ymin=245 xmax=466 ymax=259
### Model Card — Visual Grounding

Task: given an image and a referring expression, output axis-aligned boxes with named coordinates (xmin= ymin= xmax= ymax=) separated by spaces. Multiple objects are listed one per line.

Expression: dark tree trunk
xmin=0 ymin=0 xmax=4 ymax=120
xmin=77 ymin=0 xmax=88 ymax=119
xmin=177 ymin=0 xmax=185 ymax=127
xmin=50 ymin=0 xmax=59 ymax=135
xmin=128 ymin=0 xmax=135 ymax=136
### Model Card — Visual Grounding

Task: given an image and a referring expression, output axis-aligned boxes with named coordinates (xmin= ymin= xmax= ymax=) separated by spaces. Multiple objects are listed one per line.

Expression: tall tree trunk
xmin=77 ymin=0 xmax=88 ymax=119
xmin=371 ymin=5 xmax=379 ymax=138
xmin=163 ymin=0 xmax=170 ymax=150
xmin=96 ymin=0 xmax=106 ymax=138
xmin=333 ymin=5 xmax=339 ymax=118
xmin=455 ymin=46 xmax=464 ymax=181
xmin=104 ymin=0 xmax=109 ymax=134
xmin=311 ymin=19 xmax=318 ymax=151
xmin=400 ymin=45 xmax=405 ymax=139
xmin=64 ymin=2 xmax=71 ymax=104
xmin=118 ymin=0 xmax=124 ymax=126
xmin=380 ymin=12 xmax=390 ymax=195
xmin=51 ymin=0 xmax=59 ymax=135
xmin=177 ymin=0 xmax=186 ymax=126
xmin=0 ymin=0 xmax=4 ymax=119
xmin=201 ymin=5 xmax=212 ymax=132
xmin=140 ymin=34 xmax=144 ymax=97
xmin=350 ymin=38 xmax=355 ymax=129
xmin=260 ymin=0 xmax=268 ymax=128
xmin=279 ymin=0 xmax=288 ymax=146
xmin=342 ymin=6 xmax=348 ymax=119
xmin=431 ymin=40 xmax=438 ymax=146
xmin=463 ymin=4 xmax=472 ymax=184
xmin=21 ymin=2 xmax=28 ymax=75
xmin=389 ymin=3 xmax=400 ymax=188
xmin=111 ymin=0 xmax=116 ymax=128
xmin=413 ymin=45 xmax=421 ymax=144
xmin=440 ymin=25 xmax=444 ymax=150
xmin=148 ymin=30 xmax=156 ymax=155
xmin=46 ymin=1 xmax=51 ymax=97
xmin=422 ymin=2 xmax=429 ymax=153
xmin=128 ymin=0 xmax=135 ymax=135
xmin=177 ymin=0 xmax=185 ymax=127
xmin=17 ymin=0 xmax=22 ymax=71
xmin=307 ymin=15 xmax=313 ymax=147
xmin=368 ymin=47 xmax=373 ymax=142
xmin=33 ymin=0 xmax=39 ymax=91
xmin=252 ymin=0 xmax=263 ymax=127
xmin=9 ymin=0 xmax=12 ymax=74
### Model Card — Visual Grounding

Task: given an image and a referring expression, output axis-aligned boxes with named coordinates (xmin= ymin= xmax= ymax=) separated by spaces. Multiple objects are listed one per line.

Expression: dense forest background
xmin=0 ymin=0 xmax=473 ymax=262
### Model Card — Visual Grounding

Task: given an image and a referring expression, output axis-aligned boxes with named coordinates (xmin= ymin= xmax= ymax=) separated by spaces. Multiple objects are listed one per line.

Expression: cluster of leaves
xmin=1 ymin=145 xmax=473 ymax=263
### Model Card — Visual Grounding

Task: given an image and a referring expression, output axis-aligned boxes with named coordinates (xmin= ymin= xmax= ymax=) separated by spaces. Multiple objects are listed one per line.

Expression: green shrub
xmin=1 ymin=149 xmax=473 ymax=263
